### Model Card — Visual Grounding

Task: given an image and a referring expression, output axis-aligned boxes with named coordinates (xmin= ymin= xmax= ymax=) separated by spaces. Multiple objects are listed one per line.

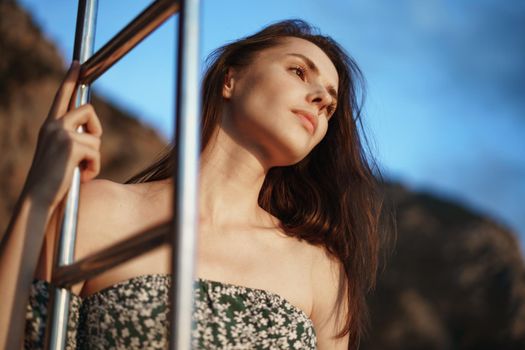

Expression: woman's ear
xmin=222 ymin=68 xmax=235 ymax=99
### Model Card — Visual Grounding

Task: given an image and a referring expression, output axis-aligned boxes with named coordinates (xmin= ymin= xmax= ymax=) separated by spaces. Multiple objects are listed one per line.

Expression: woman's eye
xmin=291 ymin=66 xmax=306 ymax=80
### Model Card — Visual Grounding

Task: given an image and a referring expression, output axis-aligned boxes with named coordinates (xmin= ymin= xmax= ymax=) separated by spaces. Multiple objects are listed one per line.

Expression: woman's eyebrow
xmin=286 ymin=53 xmax=338 ymax=103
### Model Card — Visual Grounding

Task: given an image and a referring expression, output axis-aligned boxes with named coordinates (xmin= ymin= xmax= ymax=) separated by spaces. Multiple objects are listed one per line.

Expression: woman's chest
xmin=79 ymin=228 xmax=314 ymax=319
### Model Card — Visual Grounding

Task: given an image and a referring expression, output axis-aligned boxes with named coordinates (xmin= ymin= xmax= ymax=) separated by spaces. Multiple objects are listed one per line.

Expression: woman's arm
xmin=311 ymin=249 xmax=350 ymax=350
xmin=0 ymin=189 xmax=57 ymax=349
xmin=0 ymin=61 xmax=102 ymax=349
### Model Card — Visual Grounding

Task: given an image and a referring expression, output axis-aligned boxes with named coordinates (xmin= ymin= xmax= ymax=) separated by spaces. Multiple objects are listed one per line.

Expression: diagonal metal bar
xmin=52 ymin=221 xmax=171 ymax=288
xmin=79 ymin=0 xmax=179 ymax=85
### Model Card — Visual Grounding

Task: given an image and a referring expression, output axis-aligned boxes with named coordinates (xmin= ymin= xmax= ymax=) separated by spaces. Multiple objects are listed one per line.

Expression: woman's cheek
xmin=315 ymin=120 xmax=329 ymax=143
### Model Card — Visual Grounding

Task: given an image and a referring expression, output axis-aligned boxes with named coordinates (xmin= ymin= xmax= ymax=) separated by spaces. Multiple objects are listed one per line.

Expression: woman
xmin=1 ymin=20 xmax=387 ymax=349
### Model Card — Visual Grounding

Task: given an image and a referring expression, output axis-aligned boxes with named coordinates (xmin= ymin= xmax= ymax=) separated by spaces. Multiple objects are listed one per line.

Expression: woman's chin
xmin=269 ymin=141 xmax=313 ymax=167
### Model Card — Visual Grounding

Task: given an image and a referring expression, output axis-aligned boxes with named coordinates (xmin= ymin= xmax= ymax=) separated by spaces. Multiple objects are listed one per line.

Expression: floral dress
xmin=25 ymin=274 xmax=317 ymax=349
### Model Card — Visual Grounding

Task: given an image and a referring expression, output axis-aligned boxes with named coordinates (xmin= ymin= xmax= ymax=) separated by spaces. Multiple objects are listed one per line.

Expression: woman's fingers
xmin=24 ymin=63 xmax=104 ymax=210
xmin=69 ymin=131 xmax=101 ymax=152
xmin=61 ymin=104 xmax=103 ymax=137
xmin=69 ymin=132 xmax=101 ymax=182
xmin=48 ymin=61 xmax=81 ymax=120
xmin=73 ymin=142 xmax=101 ymax=182
xmin=25 ymin=124 xmax=102 ymax=209
xmin=46 ymin=63 xmax=103 ymax=137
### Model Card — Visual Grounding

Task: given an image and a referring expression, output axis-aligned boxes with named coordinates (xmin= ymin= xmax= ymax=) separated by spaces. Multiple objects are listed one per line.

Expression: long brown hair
xmin=127 ymin=20 xmax=391 ymax=349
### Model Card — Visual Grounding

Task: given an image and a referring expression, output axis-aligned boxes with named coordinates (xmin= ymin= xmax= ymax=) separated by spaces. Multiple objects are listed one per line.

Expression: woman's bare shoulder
xmin=76 ymin=179 xmax=172 ymax=255
xmin=80 ymin=179 xmax=128 ymax=204
xmin=78 ymin=179 xmax=134 ymax=223
xmin=75 ymin=179 xmax=148 ymax=257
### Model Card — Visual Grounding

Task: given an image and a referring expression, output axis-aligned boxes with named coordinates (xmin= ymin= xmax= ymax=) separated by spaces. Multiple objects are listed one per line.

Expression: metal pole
xmin=79 ymin=0 xmax=179 ymax=85
xmin=170 ymin=0 xmax=201 ymax=349
xmin=45 ymin=1 xmax=97 ymax=349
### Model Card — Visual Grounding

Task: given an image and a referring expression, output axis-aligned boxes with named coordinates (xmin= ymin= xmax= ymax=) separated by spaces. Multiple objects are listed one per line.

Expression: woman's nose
xmin=307 ymin=85 xmax=332 ymax=112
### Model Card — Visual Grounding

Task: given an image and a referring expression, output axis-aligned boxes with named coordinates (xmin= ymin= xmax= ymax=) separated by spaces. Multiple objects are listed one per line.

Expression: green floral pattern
xmin=25 ymin=275 xmax=317 ymax=349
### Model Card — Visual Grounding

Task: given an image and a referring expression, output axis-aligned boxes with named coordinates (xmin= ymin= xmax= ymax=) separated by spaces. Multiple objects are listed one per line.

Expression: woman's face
xmin=221 ymin=37 xmax=339 ymax=167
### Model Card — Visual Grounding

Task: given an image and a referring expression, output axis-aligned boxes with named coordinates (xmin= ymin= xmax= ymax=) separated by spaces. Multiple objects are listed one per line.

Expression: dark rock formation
xmin=362 ymin=184 xmax=525 ymax=350
xmin=0 ymin=0 xmax=167 ymax=234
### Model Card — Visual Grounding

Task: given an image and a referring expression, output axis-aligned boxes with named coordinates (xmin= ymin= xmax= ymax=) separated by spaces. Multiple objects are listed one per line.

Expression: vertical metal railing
xmin=41 ymin=0 xmax=202 ymax=349
xmin=170 ymin=0 xmax=201 ymax=348
xmin=45 ymin=1 xmax=98 ymax=349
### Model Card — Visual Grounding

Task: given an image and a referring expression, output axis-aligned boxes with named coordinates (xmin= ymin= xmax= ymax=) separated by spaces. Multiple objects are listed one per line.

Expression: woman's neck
xmin=197 ymin=128 xmax=273 ymax=229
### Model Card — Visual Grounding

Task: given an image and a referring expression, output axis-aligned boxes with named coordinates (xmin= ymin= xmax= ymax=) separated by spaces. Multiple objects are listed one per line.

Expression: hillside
xmin=0 ymin=0 xmax=167 ymax=233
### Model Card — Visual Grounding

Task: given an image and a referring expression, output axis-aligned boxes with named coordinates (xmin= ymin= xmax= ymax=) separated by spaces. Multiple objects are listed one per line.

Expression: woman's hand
xmin=23 ymin=61 xmax=103 ymax=212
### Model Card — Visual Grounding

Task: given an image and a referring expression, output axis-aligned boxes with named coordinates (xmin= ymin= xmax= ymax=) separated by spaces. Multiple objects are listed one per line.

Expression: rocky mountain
xmin=0 ymin=0 xmax=167 ymax=233
xmin=362 ymin=184 xmax=525 ymax=350
xmin=1 ymin=1 xmax=524 ymax=349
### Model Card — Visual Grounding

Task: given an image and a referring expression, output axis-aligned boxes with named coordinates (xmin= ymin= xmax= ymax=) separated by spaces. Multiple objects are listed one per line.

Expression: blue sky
xmin=18 ymin=0 xmax=525 ymax=251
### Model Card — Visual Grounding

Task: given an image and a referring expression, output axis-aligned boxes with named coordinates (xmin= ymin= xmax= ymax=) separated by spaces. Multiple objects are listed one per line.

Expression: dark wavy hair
xmin=127 ymin=19 xmax=391 ymax=349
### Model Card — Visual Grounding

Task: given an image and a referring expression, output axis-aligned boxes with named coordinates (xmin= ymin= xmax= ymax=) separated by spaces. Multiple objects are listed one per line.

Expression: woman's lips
xmin=293 ymin=110 xmax=317 ymax=134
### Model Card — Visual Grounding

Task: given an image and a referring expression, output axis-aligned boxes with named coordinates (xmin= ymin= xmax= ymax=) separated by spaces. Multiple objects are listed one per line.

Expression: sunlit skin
xmin=199 ymin=36 xmax=339 ymax=227
xmin=0 ymin=37 xmax=348 ymax=349
xmin=219 ymin=36 xmax=339 ymax=167
xmin=83 ymin=37 xmax=346 ymax=348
